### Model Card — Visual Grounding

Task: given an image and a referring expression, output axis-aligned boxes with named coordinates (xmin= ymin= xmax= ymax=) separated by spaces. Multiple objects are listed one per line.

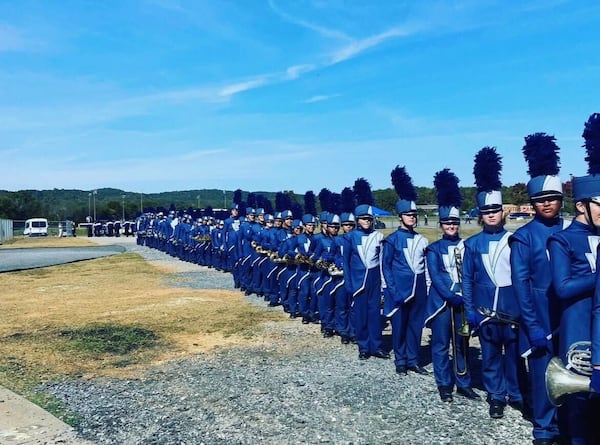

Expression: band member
xmin=548 ymin=113 xmax=600 ymax=444
xmin=510 ymin=133 xmax=567 ymax=445
xmin=223 ymin=203 xmax=241 ymax=276
xmin=382 ymin=166 xmax=428 ymax=375
xmin=333 ymin=212 xmax=355 ymax=343
xmin=265 ymin=212 xmax=285 ymax=307
xmin=278 ymin=218 xmax=303 ymax=316
xmin=239 ymin=208 xmax=257 ymax=294
xmin=311 ymin=213 xmax=339 ymax=332
xmin=425 ymin=169 xmax=480 ymax=402
xmin=462 ymin=147 xmax=523 ymax=419
xmin=295 ymin=214 xmax=318 ymax=324
xmin=342 ymin=203 xmax=389 ymax=360
xmin=593 ymin=249 xmax=600 ymax=396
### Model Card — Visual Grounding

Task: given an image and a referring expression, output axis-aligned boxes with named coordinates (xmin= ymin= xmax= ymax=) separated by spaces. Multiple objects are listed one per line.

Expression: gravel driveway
xmin=40 ymin=237 xmax=533 ymax=445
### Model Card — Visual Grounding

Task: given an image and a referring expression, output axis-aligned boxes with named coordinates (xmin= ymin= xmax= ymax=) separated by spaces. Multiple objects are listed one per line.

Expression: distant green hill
xmin=1 ymin=182 xmax=566 ymax=222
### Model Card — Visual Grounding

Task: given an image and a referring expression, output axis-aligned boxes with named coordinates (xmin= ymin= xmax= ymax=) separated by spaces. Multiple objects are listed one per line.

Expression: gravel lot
xmin=42 ymin=237 xmax=534 ymax=445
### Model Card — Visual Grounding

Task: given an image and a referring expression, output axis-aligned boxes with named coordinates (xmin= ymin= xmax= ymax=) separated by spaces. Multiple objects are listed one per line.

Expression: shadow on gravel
xmin=0 ymin=245 xmax=127 ymax=273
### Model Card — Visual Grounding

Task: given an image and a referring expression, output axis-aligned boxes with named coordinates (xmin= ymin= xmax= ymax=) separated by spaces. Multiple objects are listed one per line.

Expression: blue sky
xmin=1 ymin=0 xmax=599 ymax=195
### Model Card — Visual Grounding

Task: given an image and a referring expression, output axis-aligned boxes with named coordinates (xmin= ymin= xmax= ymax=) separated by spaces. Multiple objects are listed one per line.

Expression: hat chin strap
xmin=583 ymin=201 xmax=599 ymax=228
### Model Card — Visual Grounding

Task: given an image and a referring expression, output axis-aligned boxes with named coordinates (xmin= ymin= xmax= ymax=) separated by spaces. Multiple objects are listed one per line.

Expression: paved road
xmin=0 ymin=245 xmax=126 ymax=273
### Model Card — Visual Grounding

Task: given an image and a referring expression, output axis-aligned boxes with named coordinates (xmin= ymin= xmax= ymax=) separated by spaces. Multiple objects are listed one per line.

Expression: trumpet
xmin=477 ymin=306 xmax=519 ymax=327
xmin=451 ymin=247 xmax=469 ymax=377
xmin=545 ymin=342 xmax=594 ymax=406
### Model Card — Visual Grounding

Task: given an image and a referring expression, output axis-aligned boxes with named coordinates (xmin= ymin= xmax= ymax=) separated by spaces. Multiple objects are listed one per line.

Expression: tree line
xmin=0 ymin=181 xmax=574 ymax=222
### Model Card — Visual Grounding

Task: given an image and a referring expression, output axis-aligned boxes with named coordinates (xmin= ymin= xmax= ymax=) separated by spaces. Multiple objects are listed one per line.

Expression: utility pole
xmin=122 ymin=195 xmax=126 ymax=222
xmin=93 ymin=190 xmax=97 ymax=222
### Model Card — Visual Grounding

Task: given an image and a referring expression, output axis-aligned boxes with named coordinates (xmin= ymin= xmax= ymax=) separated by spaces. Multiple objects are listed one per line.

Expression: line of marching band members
xmin=135 ymin=114 xmax=600 ymax=445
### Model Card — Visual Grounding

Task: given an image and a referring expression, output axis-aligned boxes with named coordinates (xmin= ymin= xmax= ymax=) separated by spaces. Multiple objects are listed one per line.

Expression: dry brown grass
xmin=0 ymin=236 xmax=97 ymax=249
xmin=0 ymin=245 xmax=284 ymax=394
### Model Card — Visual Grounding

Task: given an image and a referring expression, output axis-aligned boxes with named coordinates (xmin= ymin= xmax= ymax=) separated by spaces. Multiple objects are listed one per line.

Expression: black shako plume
xmin=391 ymin=165 xmax=417 ymax=202
xmin=523 ymin=133 xmax=560 ymax=177
xmin=433 ymin=168 xmax=462 ymax=208
xmin=583 ymin=113 xmax=600 ymax=175
xmin=473 ymin=146 xmax=502 ymax=192
xmin=353 ymin=178 xmax=374 ymax=205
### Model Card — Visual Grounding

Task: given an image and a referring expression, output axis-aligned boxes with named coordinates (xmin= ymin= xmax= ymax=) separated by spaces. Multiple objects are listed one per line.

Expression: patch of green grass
xmin=60 ymin=324 xmax=159 ymax=355
xmin=0 ymin=356 xmax=82 ymax=427
xmin=28 ymin=390 xmax=84 ymax=427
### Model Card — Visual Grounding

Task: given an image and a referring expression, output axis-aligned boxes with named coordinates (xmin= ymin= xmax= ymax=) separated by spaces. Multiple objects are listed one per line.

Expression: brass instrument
xmin=314 ymin=258 xmax=331 ymax=270
xmin=273 ymin=253 xmax=292 ymax=264
xmin=451 ymin=247 xmax=469 ymax=377
xmin=545 ymin=342 xmax=594 ymax=407
xmin=313 ymin=256 xmax=344 ymax=275
xmin=294 ymin=253 xmax=315 ymax=266
xmin=327 ymin=264 xmax=344 ymax=277
xmin=477 ymin=306 xmax=519 ymax=328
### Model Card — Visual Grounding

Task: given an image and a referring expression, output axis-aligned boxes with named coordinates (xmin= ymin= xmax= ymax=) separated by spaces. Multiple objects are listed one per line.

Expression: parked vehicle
xmin=23 ymin=218 xmax=49 ymax=237
xmin=508 ymin=212 xmax=531 ymax=220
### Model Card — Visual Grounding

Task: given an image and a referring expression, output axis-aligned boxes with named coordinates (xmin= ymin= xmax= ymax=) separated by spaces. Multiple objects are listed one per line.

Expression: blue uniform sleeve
xmin=461 ymin=241 xmax=475 ymax=317
xmin=381 ymin=238 xmax=398 ymax=300
xmin=548 ymin=235 xmax=596 ymax=301
xmin=426 ymin=246 xmax=457 ymax=301
xmin=510 ymin=236 xmax=545 ymax=334
xmin=342 ymin=234 xmax=354 ymax=293
xmin=593 ymin=252 xmax=600 ymax=365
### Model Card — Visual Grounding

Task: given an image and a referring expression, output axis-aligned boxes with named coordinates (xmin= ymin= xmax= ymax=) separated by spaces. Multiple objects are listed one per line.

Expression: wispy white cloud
xmin=303 ymin=94 xmax=339 ymax=104
xmin=267 ymin=0 xmax=352 ymax=42
xmin=218 ymin=77 xmax=272 ymax=100
xmin=286 ymin=64 xmax=316 ymax=80
xmin=328 ymin=26 xmax=416 ymax=65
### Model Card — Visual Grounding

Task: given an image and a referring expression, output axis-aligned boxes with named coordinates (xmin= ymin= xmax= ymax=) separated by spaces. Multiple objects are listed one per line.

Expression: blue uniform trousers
xmin=527 ymin=348 xmax=559 ymax=440
xmin=297 ymin=269 xmax=316 ymax=320
xmin=353 ymin=268 xmax=383 ymax=354
xmin=479 ymin=322 xmax=522 ymax=403
xmin=279 ymin=266 xmax=298 ymax=314
xmin=318 ymin=279 xmax=336 ymax=332
xmin=430 ymin=306 xmax=472 ymax=389
xmin=249 ymin=254 xmax=263 ymax=294
xmin=333 ymin=278 xmax=352 ymax=338
xmin=266 ymin=263 xmax=281 ymax=304
xmin=390 ymin=293 xmax=426 ymax=368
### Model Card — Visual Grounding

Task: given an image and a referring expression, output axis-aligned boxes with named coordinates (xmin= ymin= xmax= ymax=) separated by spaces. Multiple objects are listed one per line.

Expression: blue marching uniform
xmin=462 ymin=227 xmax=523 ymax=407
xmin=424 ymin=236 xmax=474 ymax=392
xmin=548 ymin=219 xmax=600 ymax=444
xmin=381 ymin=227 xmax=428 ymax=370
xmin=331 ymin=234 xmax=353 ymax=342
xmin=312 ymin=229 xmax=337 ymax=334
xmin=342 ymin=222 xmax=384 ymax=358
xmin=510 ymin=215 xmax=568 ymax=442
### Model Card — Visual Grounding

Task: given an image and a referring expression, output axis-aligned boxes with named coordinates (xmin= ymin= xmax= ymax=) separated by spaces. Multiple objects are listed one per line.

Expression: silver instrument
xmin=451 ymin=247 xmax=469 ymax=376
xmin=545 ymin=341 xmax=594 ymax=406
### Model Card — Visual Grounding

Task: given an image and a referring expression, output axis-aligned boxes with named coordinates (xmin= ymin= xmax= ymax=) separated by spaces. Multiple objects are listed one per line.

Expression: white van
xmin=24 ymin=218 xmax=49 ymax=237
